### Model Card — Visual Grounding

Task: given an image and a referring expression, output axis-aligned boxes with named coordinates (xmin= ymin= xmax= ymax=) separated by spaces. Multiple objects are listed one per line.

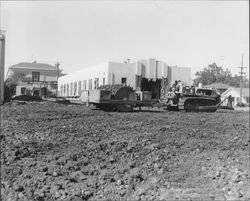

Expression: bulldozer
xmin=166 ymin=81 xmax=221 ymax=112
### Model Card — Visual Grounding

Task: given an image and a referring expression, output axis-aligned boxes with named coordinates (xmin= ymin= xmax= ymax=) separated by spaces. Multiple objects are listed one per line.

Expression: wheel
xmin=97 ymin=104 xmax=115 ymax=112
xmin=115 ymin=104 xmax=134 ymax=112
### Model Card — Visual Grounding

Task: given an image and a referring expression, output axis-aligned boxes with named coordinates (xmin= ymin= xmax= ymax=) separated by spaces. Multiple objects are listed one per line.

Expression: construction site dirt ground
xmin=1 ymin=101 xmax=249 ymax=201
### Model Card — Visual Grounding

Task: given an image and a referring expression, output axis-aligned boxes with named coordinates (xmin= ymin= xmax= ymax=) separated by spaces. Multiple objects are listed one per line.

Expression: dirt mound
xmin=11 ymin=95 xmax=43 ymax=102
xmin=1 ymin=103 xmax=249 ymax=201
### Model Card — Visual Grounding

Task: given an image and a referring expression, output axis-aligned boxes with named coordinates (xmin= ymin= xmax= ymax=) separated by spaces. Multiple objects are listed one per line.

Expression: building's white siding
xmin=148 ymin=58 xmax=157 ymax=80
xmin=139 ymin=60 xmax=148 ymax=78
xmin=136 ymin=59 xmax=169 ymax=79
xmin=108 ymin=62 xmax=136 ymax=88
xmin=157 ymin=61 xmax=168 ymax=78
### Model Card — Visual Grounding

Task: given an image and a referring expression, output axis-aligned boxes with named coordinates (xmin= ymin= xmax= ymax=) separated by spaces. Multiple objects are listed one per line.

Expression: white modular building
xmin=58 ymin=61 xmax=136 ymax=97
xmin=58 ymin=59 xmax=192 ymax=100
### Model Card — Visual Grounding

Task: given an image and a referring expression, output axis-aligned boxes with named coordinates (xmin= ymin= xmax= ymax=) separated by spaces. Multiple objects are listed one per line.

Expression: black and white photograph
xmin=0 ymin=1 xmax=249 ymax=200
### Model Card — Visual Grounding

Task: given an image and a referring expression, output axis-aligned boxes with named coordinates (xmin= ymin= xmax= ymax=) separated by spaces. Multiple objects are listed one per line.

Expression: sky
xmin=0 ymin=1 xmax=249 ymax=79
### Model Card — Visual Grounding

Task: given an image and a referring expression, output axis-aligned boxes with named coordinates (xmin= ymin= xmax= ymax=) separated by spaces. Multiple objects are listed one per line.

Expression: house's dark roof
xmin=204 ymin=83 xmax=231 ymax=89
xmin=10 ymin=62 xmax=57 ymax=71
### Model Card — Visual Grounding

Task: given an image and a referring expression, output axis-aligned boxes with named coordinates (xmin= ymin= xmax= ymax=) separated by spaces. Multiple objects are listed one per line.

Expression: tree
xmin=5 ymin=72 xmax=32 ymax=96
xmin=228 ymin=75 xmax=249 ymax=88
xmin=193 ymin=63 xmax=228 ymax=86
xmin=193 ymin=63 xmax=249 ymax=87
xmin=5 ymin=72 xmax=31 ymax=86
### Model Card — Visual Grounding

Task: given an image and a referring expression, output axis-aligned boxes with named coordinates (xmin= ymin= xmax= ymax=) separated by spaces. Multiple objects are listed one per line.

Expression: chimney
xmin=55 ymin=62 xmax=60 ymax=69
xmin=124 ymin=59 xmax=131 ymax=63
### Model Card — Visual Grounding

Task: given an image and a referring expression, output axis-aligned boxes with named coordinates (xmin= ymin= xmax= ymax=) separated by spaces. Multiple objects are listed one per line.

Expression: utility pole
xmin=0 ymin=30 xmax=5 ymax=104
xmin=55 ymin=62 xmax=60 ymax=97
xmin=238 ymin=53 xmax=247 ymax=104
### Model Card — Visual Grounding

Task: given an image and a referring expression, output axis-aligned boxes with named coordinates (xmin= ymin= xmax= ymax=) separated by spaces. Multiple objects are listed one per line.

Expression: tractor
xmin=166 ymin=82 xmax=221 ymax=112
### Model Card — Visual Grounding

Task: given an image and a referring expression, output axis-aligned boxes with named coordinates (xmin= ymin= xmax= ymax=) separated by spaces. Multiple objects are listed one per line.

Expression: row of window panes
xmin=60 ymin=78 xmax=105 ymax=96
xmin=59 ymin=77 xmax=129 ymax=96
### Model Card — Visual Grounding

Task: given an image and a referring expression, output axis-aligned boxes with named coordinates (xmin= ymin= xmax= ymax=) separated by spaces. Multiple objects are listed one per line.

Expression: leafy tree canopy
xmin=193 ymin=63 xmax=249 ymax=88
xmin=5 ymin=72 xmax=31 ymax=87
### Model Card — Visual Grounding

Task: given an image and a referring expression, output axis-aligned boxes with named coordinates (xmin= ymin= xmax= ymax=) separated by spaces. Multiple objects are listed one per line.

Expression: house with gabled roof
xmin=7 ymin=61 xmax=63 ymax=97
xmin=221 ymin=87 xmax=249 ymax=107
xmin=204 ymin=83 xmax=231 ymax=95
xmin=204 ymin=82 xmax=249 ymax=107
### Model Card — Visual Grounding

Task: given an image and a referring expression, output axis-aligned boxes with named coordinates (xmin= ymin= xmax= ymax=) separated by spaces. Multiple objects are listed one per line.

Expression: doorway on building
xmin=41 ymin=87 xmax=47 ymax=97
xmin=141 ymin=78 xmax=161 ymax=99
xmin=21 ymin=87 xmax=26 ymax=95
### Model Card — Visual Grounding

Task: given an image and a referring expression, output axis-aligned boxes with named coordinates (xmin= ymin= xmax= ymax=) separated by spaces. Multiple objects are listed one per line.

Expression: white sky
xmin=0 ymin=1 xmax=249 ymax=79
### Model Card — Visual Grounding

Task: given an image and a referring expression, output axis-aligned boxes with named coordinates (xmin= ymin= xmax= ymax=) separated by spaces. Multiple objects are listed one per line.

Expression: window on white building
xmin=246 ymin=97 xmax=249 ymax=103
xmin=32 ymin=72 xmax=40 ymax=82
xmin=83 ymin=80 xmax=87 ymax=90
xmin=89 ymin=79 xmax=92 ymax=90
xmin=73 ymin=82 xmax=77 ymax=96
xmin=66 ymin=84 xmax=69 ymax=96
xmin=78 ymin=81 xmax=82 ymax=95
xmin=94 ymin=78 xmax=99 ymax=89
xmin=70 ymin=82 xmax=73 ymax=96
xmin=121 ymin=77 xmax=127 ymax=84
xmin=60 ymin=85 xmax=63 ymax=95
xmin=63 ymin=84 xmax=66 ymax=94
xmin=103 ymin=77 xmax=105 ymax=85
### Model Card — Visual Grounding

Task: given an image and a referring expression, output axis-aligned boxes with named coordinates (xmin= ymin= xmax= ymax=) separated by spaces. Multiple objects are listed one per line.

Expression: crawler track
xmin=184 ymin=98 xmax=217 ymax=112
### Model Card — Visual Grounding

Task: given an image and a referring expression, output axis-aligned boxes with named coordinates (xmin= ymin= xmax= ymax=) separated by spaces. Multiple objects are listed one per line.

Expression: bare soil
xmin=1 ymin=101 xmax=249 ymax=201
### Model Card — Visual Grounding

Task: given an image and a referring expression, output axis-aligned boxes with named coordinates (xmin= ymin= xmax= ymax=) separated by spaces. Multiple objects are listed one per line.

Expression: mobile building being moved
xmin=58 ymin=58 xmax=191 ymax=100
